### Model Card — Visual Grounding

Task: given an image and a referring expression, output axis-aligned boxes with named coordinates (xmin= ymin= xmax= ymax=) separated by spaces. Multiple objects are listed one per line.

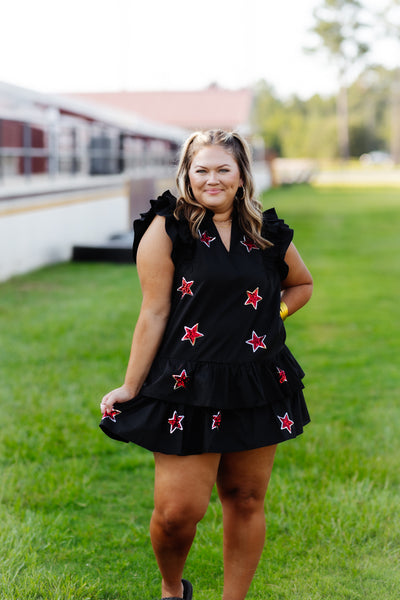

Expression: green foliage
xmin=252 ymin=62 xmax=399 ymax=158
xmin=1 ymin=186 xmax=400 ymax=598
xmin=252 ymin=2 xmax=400 ymax=159
xmin=252 ymin=82 xmax=339 ymax=159
xmin=306 ymin=0 xmax=371 ymax=159
xmin=252 ymin=81 xmax=285 ymax=154
xmin=348 ymin=65 xmax=399 ymax=155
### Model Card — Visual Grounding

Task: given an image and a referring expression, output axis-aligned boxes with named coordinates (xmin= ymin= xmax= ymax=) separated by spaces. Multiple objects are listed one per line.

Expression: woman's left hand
xmin=100 ymin=384 xmax=137 ymax=415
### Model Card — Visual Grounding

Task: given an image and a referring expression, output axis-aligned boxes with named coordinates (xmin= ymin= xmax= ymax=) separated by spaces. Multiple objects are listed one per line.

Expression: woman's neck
xmin=212 ymin=210 xmax=233 ymax=224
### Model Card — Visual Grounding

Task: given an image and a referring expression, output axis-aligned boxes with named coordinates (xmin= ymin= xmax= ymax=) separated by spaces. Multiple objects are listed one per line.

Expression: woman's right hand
xmin=100 ymin=385 xmax=136 ymax=415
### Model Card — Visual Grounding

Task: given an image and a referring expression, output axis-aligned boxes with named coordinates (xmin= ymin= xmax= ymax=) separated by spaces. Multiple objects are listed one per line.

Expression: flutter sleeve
xmin=261 ymin=208 xmax=294 ymax=280
xmin=132 ymin=190 xmax=194 ymax=264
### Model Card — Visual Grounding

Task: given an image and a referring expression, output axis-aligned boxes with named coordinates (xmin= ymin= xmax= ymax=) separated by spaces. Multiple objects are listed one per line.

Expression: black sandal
xmin=161 ymin=579 xmax=193 ymax=600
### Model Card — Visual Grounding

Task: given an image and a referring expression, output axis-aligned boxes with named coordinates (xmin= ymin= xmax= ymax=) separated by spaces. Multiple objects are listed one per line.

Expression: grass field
xmin=1 ymin=184 xmax=399 ymax=599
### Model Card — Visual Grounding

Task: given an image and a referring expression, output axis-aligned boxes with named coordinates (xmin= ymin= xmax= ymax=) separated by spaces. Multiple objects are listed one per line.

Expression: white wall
xmin=0 ymin=162 xmax=272 ymax=283
xmin=0 ymin=185 xmax=129 ymax=282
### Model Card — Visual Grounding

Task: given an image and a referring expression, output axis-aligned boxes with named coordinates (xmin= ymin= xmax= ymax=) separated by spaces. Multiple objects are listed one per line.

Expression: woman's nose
xmin=207 ymin=171 xmax=219 ymax=184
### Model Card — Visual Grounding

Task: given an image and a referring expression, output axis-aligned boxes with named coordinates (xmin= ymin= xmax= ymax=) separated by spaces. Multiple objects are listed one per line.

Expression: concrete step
xmin=72 ymin=231 xmax=133 ymax=263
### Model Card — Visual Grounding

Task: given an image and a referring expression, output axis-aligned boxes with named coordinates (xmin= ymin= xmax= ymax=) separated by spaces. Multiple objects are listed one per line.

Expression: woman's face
xmin=188 ymin=145 xmax=243 ymax=214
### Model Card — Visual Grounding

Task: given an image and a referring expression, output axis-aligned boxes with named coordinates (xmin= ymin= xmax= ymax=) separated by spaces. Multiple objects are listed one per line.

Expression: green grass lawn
xmin=1 ymin=184 xmax=399 ymax=599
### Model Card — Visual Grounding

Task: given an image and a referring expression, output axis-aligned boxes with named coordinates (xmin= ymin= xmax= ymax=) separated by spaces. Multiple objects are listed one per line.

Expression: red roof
xmin=68 ymin=86 xmax=253 ymax=132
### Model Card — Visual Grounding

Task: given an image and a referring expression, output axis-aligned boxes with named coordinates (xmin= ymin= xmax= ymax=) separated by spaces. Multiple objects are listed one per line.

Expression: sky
xmin=1 ymin=0 xmax=399 ymax=100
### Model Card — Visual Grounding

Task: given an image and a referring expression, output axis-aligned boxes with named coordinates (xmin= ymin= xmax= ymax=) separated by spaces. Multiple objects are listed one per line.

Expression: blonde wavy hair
xmin=175 ymin=129 xmax=272 ymax=249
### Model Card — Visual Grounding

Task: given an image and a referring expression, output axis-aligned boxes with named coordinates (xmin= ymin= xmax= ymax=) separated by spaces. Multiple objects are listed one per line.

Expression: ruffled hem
xmin=99 ymin=389 xmax=310 ymax=455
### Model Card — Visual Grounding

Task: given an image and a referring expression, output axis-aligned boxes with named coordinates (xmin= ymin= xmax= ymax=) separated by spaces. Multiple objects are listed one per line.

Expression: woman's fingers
xmin=100 ymin=392 xmax=114 ymax=414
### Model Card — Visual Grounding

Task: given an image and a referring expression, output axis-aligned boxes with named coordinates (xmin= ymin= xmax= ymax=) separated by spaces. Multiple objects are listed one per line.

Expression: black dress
xmin=100 ymin=191 xmax=310 ymax=455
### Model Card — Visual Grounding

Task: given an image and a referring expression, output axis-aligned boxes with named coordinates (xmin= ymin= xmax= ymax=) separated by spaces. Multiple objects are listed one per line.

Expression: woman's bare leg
xmin=151 ymin=452 xmax=221 ymax=598
xmin=217 ymin=445 xmax=277 ymax=600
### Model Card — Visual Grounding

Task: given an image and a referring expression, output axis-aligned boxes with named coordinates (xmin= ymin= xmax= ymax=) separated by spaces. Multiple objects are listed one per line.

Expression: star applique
xmin=240 ymin=236 xmax=259 ymax=253
xmin=168 ymin=410 xmax=184 ymax=433
xmin=245 ymin=287 xmax=263 ymax=310
xmin=246 ymin=331 xmax=267 ymax=352
xmin=276 ymin=367 xmax=288 ymax=384
xmin=172 ymin=369 xmax=189 ymax=390
xmin=278 ymin=412 xmax=294 ymax=433
xmin=101 ymin=409 xmax=121 ymax=423
xmin=199 ymin=230 xmax=216 ymax=248
xmin=211 ymin=411 xmax=222 ymax=430
xmin=181 ymin=323 xmax=204 ymax=346
xmin=177 ymin=277 xmax=194 ymax=298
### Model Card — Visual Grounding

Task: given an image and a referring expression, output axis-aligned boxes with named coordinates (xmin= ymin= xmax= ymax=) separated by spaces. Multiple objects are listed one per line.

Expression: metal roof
xmin=0 ymin=81 xmax=187 ymax=144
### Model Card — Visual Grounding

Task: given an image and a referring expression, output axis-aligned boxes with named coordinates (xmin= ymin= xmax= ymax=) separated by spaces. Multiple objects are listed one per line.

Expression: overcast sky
xmin=1 ymin=0 xmax=399 ymax=99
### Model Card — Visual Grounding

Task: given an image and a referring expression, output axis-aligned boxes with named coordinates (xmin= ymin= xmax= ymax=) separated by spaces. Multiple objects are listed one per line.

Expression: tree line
xmin=252 ymin=0 xmax=400 ymax=162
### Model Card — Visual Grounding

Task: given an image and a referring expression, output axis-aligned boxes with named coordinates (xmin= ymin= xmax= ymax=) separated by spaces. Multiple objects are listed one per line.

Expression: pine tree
xmin=307 ymin=0 xmax=370 ymax=159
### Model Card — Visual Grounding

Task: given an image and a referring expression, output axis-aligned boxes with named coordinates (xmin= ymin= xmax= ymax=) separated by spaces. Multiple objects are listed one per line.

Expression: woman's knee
xmin=219 ymin=486 xmax=265 ymax=519
xmin=153 ymin=499 xmax=207 ymax=536
xmin=152 ymin=452 xmax=221 ymax=536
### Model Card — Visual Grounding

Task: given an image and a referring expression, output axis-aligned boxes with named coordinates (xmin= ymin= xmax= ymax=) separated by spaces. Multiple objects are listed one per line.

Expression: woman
xmin=100 ymin=130 xmax=313 ymax=600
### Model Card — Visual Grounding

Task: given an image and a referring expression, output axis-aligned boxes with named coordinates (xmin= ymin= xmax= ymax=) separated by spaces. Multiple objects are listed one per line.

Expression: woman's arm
xmin=280 ymin=242 xmax=313 ymax=317
xmin=101 ymin=215 xmax=174 ymax=413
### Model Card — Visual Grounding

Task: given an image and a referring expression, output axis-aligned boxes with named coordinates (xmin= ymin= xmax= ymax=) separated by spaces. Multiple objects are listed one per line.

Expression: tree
xmin=251 ymin=67 xmax=398 ymax=160
xmin=347 ymin=66 xmax=389 ymax=155
xmin=373 ymin=0 xmax=400 ymax=162
xmin=251 ymin=81 xmax=285 ymax=155
xmin=252 ymin=81 xmax=339 ymax=159
xmin=307 ymin=0 xmax=370 ymax=160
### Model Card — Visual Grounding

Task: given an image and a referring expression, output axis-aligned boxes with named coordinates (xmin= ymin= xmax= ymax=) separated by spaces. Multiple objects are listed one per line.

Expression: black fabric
xmin=100 ymin=192 xmax=310 ymax=454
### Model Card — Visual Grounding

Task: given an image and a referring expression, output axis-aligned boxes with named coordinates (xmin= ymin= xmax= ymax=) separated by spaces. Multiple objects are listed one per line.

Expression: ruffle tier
xmin=132 ymin=190 xmax=195 ymax=265
xmin=99 ymin=388 xmax=310 ymax=455
xmin=261 ymin=208 xmax=293 ymax=280
xmin=138 ymin=344 xmax=305 ymax=411
xmin=99 ymin=345 xmax=310 ymax=454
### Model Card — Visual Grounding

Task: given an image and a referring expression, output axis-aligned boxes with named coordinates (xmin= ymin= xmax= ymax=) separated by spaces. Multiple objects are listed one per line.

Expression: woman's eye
xmin=219 ymin=169 xmax=229 ymax=173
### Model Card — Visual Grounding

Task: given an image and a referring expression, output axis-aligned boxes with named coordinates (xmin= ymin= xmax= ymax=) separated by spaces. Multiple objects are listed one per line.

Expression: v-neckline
xmin=213 ymin=220 xmax=232 ymax=253
xmin=205 ymin=208 xmax=236 ymax=255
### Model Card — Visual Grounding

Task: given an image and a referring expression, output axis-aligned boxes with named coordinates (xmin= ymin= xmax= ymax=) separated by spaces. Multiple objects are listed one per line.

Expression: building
xmin=69 ymin=85 xmax=254 ymax=134
xmin=0 ymin=81 xmax=187 ymax=281
xmin=0 ymin=81 xmax=186 ymax=182
xmin=0 ymin=82 xmax=270 ymax=281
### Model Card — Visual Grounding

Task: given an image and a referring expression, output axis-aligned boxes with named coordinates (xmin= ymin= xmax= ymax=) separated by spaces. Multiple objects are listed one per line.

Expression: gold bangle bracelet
xmin=280 ymin=301 xmax=289 ymax=321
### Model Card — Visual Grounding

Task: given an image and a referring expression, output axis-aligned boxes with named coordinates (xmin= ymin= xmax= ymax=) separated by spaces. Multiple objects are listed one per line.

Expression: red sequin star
xmin=241 ymin=236 xmax=259 ymax=252
xmin=278 ymin=412 xmax=294 ymax=433
xmin=177 ymin=277 xmax=194 ymax=298
xmin=277 ymin=367 xmax=287 ymax=384
xmin=181 ymin=323 xmax=204 ymax=346
xmin=172 ymin=369 xmax=189 ymax=390
xmin=245 ymin=287 xmax=263 ymax=309
xmin=101 ymin=409 xmax=121 ymax=423
xmin=212 ymin=411 xmax=222 ymax=430
xmin=199 ymin=230 xmax=216 ymax=247
xmin=168 ymin=410 xmax=184 ymax=433
xmin=246 ymin=331 xmax=267 ymax=352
